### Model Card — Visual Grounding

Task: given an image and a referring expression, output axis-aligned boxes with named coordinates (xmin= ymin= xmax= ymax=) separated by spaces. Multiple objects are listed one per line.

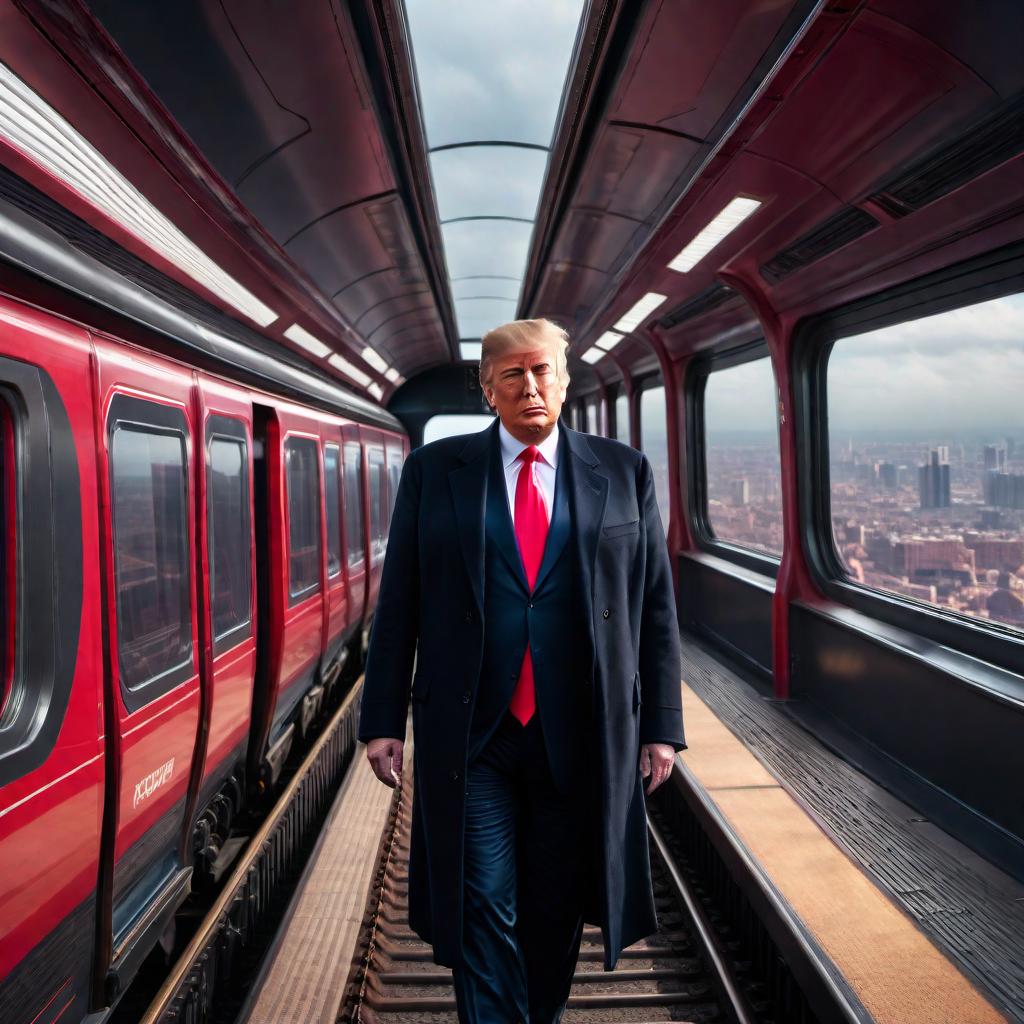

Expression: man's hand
xmin=639 ymin=743 xmax=675 ymax=796
xmin=367 ymin=738 xmax=404 ymax=788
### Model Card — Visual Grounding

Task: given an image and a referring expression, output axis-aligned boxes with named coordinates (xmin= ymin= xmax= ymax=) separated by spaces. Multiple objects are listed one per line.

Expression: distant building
xmin=984 ymin=470 xmax=1024 ymax=509
xmin=919 ymin=449 xmax=951 ymax=509
xmin=878 ymin=462 xmax=898 ymax=489
xmin=983 ymin=445 xmax=1007 ymax=472
xmin=729 ymin=478 xmax=749 ymax=506
xmin=963 ymin=535 xmax=1024 ymax=573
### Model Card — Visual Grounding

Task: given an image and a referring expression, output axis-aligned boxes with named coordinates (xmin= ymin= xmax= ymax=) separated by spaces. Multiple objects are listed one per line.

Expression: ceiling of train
xmin=0 ymin=1 xmax=1021 ymax=403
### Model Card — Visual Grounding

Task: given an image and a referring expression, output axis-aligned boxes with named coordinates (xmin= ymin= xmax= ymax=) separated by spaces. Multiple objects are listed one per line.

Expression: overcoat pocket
xmin=604 ymin=519 xmax=640 ymax=538
xmin=411 ymin=674 xmax=431 ymax=703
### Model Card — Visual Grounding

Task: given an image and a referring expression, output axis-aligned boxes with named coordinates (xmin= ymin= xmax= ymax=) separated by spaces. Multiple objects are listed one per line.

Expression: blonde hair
xmin=478 ymin=318 xmax=571 ymax=389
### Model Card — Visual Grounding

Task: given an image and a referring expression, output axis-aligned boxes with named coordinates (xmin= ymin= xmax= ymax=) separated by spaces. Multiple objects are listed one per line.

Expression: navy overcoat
xmin=358 ymin=420 xmax=685 ymax=969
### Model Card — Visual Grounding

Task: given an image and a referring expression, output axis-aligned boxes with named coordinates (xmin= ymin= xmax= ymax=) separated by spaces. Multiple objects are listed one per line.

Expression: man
xmin=359 ymin=318 xmax=685 ymax=1024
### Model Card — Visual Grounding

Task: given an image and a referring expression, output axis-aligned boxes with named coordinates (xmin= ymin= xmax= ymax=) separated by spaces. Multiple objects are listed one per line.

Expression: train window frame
xmin=636 ymin=373 xmax=673 ymax=536
xmin=205 ymin=415 xmax=252 ymax=657
xmin=107 ymin=393 xmax=194 ymax=710
xmin=324 ymin=443 xmax=343 ymax=580
xmin=612 ymin=384 xmax=630 ymax=445
xmin=793 ymin=240 xmax=1024 ymax=676
xmin=0 ymin=360 xmax=82 ymax=786
xmin=367 ymin=447 xmax=387 ymax=562
xmin=284 ymin=434 xmax=322 ymax=605
xmin=343 ymin=441 xmax=366 ymax=571
xmin=686 ymin=341 xmax=782 ymax=579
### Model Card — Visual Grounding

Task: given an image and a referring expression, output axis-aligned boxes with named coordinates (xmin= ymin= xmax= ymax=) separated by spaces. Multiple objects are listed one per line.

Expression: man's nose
xmin=522 ymin=371 xmax=538 ymax=394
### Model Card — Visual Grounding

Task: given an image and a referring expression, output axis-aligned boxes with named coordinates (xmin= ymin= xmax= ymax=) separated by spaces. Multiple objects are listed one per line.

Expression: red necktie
xmin=509 ymin=446 xmax=550 ymax=725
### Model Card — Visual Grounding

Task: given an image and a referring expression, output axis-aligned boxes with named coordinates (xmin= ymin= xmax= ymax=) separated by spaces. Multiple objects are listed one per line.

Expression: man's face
xmin=483 ymin=342 xmax=567 ymax=442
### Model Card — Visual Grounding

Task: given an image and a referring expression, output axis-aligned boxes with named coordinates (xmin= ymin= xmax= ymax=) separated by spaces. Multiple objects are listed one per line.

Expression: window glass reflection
xmin=616 ymin=392 xmax=630 ymax=444
xmin=209 ymin=437 xmax=251 ymax=640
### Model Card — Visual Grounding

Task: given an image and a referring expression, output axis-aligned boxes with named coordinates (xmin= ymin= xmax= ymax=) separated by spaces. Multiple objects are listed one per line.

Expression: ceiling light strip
xmin=328 ymin=352 xmax=372 ymax=388
xmin=361 ymin=346 xmax=390 ymax=374
xmin=581 ymin=348 xmax=604 ymax=365
xmin=614 ymin=292 xmax=667 ymax=333
xmin=668 ymin=197 xmax=762 ymax=273
xmin=0 ymin=61 xmax=278 ymax=327
xmin=283 ymin=323 xmax=331 ymax=359
xmin=593 ymin=330 xmax=624 ymax=352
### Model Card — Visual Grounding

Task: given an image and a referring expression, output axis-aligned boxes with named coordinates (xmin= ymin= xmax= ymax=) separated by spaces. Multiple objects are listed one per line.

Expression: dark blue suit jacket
xmin=359 ymin=419 xmax=685 ymax=969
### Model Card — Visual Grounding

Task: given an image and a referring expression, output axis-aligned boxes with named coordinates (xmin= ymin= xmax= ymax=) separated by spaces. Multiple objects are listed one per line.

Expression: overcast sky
xmin=702 ymin=293 xmax=1023 ymax=436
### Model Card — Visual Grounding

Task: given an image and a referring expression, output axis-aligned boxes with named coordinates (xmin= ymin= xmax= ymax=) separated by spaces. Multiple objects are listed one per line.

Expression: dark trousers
xmin=453 ymin=710 xmax=589 ymax=1024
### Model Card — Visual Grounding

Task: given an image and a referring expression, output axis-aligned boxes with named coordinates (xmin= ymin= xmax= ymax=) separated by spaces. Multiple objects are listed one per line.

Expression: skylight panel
xmin=460 ymin=341 xmax=483 ymax=361
xmin=367 ymin=383 xmax=384 ymax=401
xmin=284 ymin=324 xmax=331 ymax=359
xmin=454 ymin=297 xmax=518 ymax=339
xmin=430 ymin=146 xmax=548 ymax=222
xmin=384 ymin=367 xmax=401 ymax=383
xmin=581 ymin=348 xmax=604 ymax=365
xmin=451 ymin=277 xmax=522 ymax=301
xmin=668 ymin=197 xmax=762 ymax=273
xmin=405 ymin=1 xmax=585 ymax=149
xmin=614 ymin=293 xmax=667 ymax=333
xmin=0 ymin=62 xmax=277 ymax=328
xmin=441 ymin=220 xmax=533 ymax=281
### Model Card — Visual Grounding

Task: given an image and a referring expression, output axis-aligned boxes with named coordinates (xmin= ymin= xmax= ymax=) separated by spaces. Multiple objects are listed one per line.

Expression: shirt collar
xmin=498 ymin=420 xmax=559 ymax=470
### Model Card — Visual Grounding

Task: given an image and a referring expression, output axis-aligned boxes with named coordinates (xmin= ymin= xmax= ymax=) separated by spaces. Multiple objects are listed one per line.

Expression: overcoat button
xmin=461 ymin=691 xmax=471 ymax=704
xmin=602 ymin=608 xmax=611 ymax=619
xmin=464 ymin=610 xmax=474 ymax=623
xmin=450 ymin=769 xmax=461 ymax=782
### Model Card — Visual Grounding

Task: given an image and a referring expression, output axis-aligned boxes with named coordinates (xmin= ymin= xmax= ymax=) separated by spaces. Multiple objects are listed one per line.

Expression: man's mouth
xmin=522 ymin=405 xmax=546 ymax=415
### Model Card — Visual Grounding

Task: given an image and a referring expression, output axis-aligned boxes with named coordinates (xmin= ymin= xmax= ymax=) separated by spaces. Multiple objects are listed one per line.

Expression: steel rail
xmin=138 ymin=678 xmax=364 ymax=1024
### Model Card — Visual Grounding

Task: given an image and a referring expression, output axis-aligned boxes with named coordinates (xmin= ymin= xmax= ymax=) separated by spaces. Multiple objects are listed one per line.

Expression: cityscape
xmin=705 ymin=431 xmax=1024 ymax=631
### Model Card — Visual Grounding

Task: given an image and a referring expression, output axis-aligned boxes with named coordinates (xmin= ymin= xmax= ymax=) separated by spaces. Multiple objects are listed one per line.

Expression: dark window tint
xmin=343 ymin=443 xmax=365 ymax=569
xmin=209 ymin=436 xmax=251 ymax=642
xmin=387 ymin=450 xmax=403 ymax=528
xmin=324 ymin=445 xmax=342 ymax=578
xmin=828 ymin=292 xmax=1024 ymax=633
xmin=285 ymin=437 xmax=321 ymax=600
xmin=368 ymin=449 xmax=386 ymax=561
xmin=111 ymin=426 xmax=192 ymax=688
xmin=704 ymin=358 xmax=783 ymax=557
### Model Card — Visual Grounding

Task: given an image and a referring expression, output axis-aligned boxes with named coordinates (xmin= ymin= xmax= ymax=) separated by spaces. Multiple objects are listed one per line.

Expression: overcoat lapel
xmin=532 ymin=431 xmax=571 ymax=594
xmin=447 ymin=423 xmax=494 ymax=614
xmin=564 ymin=426 xmax=609 ymax=672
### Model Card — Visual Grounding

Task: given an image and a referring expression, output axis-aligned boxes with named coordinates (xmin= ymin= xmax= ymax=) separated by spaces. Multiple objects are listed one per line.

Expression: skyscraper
xmin=919 ymin=449 xmax=951 ymax=509
xmin=983 ymin=445 xmax=1007 ymax=472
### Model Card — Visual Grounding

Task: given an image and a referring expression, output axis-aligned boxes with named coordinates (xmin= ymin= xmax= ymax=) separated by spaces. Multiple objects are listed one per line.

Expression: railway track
xmin=342 ymin=770 xmax=766 ymax=1024
xmin=130 ymin=678 xmax=819 ymax=1024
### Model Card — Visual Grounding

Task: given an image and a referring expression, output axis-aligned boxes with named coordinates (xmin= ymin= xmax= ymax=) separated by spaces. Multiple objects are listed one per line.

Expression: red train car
xmin=0 ymin=292 xmax=406 ymax=1022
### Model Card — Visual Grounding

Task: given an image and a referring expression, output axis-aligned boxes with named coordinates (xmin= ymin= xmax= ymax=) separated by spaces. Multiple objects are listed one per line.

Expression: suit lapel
xmin=448 ymin=423 xmax=495 ymax=614
xmin=532 ymin=431 xmax=571 ymax=594
xmin=486 ymin=437 xmax=529 ymax=590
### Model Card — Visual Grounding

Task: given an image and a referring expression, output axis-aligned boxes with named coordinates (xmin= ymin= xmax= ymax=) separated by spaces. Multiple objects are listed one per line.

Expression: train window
xmin=703 ymin=358 xmax=783 ymax=558
xmin=423 ymin=414 xmax=494 ymax=443
xmin=585 ymin=398 xmax=599 ymax=435
xmin=826 ymin=292 xmax=1024 ymax=633
xmin=208 ymin=435 xmax=251 ymax=645
xmin=0 ymin=407 xmax=12 ymax=717
xmin=324 ymin=445 xmax=342 ymax=579
xmin=343 ymin=443 xmax=365 ymax=570
xmin=640 ymin=385 xmax=671 ymax=533
xmin=285 ymin=437 xmax=321 ymax=601
xmin=615 ymin=390 xmax=630 ymax=444
xmin=368 ymin=449 xmax=386 ymax=560
xmin=386 ymin=450 xmax=403 ymax=526
xmin=111 ymin=425 xmax=192 ymax=690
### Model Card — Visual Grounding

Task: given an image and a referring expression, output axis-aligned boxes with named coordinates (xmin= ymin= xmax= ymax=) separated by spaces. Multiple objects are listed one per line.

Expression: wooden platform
xmin=242 ymin=738 xmax=404 ymax=1024
xmin=679 ymin=638 xmax=1021 ymax=1023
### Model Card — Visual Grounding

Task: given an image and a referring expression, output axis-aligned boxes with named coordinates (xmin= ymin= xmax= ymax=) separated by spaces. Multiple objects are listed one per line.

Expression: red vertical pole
xmin=719 ymin=272 xmax=820 ymax=700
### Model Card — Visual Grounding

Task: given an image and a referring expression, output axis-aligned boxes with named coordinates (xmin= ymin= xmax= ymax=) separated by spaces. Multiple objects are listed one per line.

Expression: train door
xmin=362 ymin=429 xmax=387 ymax=611
xmin=320 ymin=420 xmax=349 ymax=686
xmin=192 ymin=374 xmax=256 ymax=878
xmin=341 ymin=425 xmax=367 ymax=640
xmin=0 ymin=302 xmax=102 ymax=1024
xmin=254 ymin=402 xmax=325 ymax=776
xmin=92 ymin=338 xmax=201 ymax=998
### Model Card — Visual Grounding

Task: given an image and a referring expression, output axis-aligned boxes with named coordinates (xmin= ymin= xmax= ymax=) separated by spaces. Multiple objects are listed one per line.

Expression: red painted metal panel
xmin=0 ymin=300 xmax=104 ymax=988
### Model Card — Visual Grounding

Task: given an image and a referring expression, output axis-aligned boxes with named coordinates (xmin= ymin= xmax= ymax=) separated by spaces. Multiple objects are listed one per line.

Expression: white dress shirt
xmin=498 ymin=421 xmax=559 ymax=522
